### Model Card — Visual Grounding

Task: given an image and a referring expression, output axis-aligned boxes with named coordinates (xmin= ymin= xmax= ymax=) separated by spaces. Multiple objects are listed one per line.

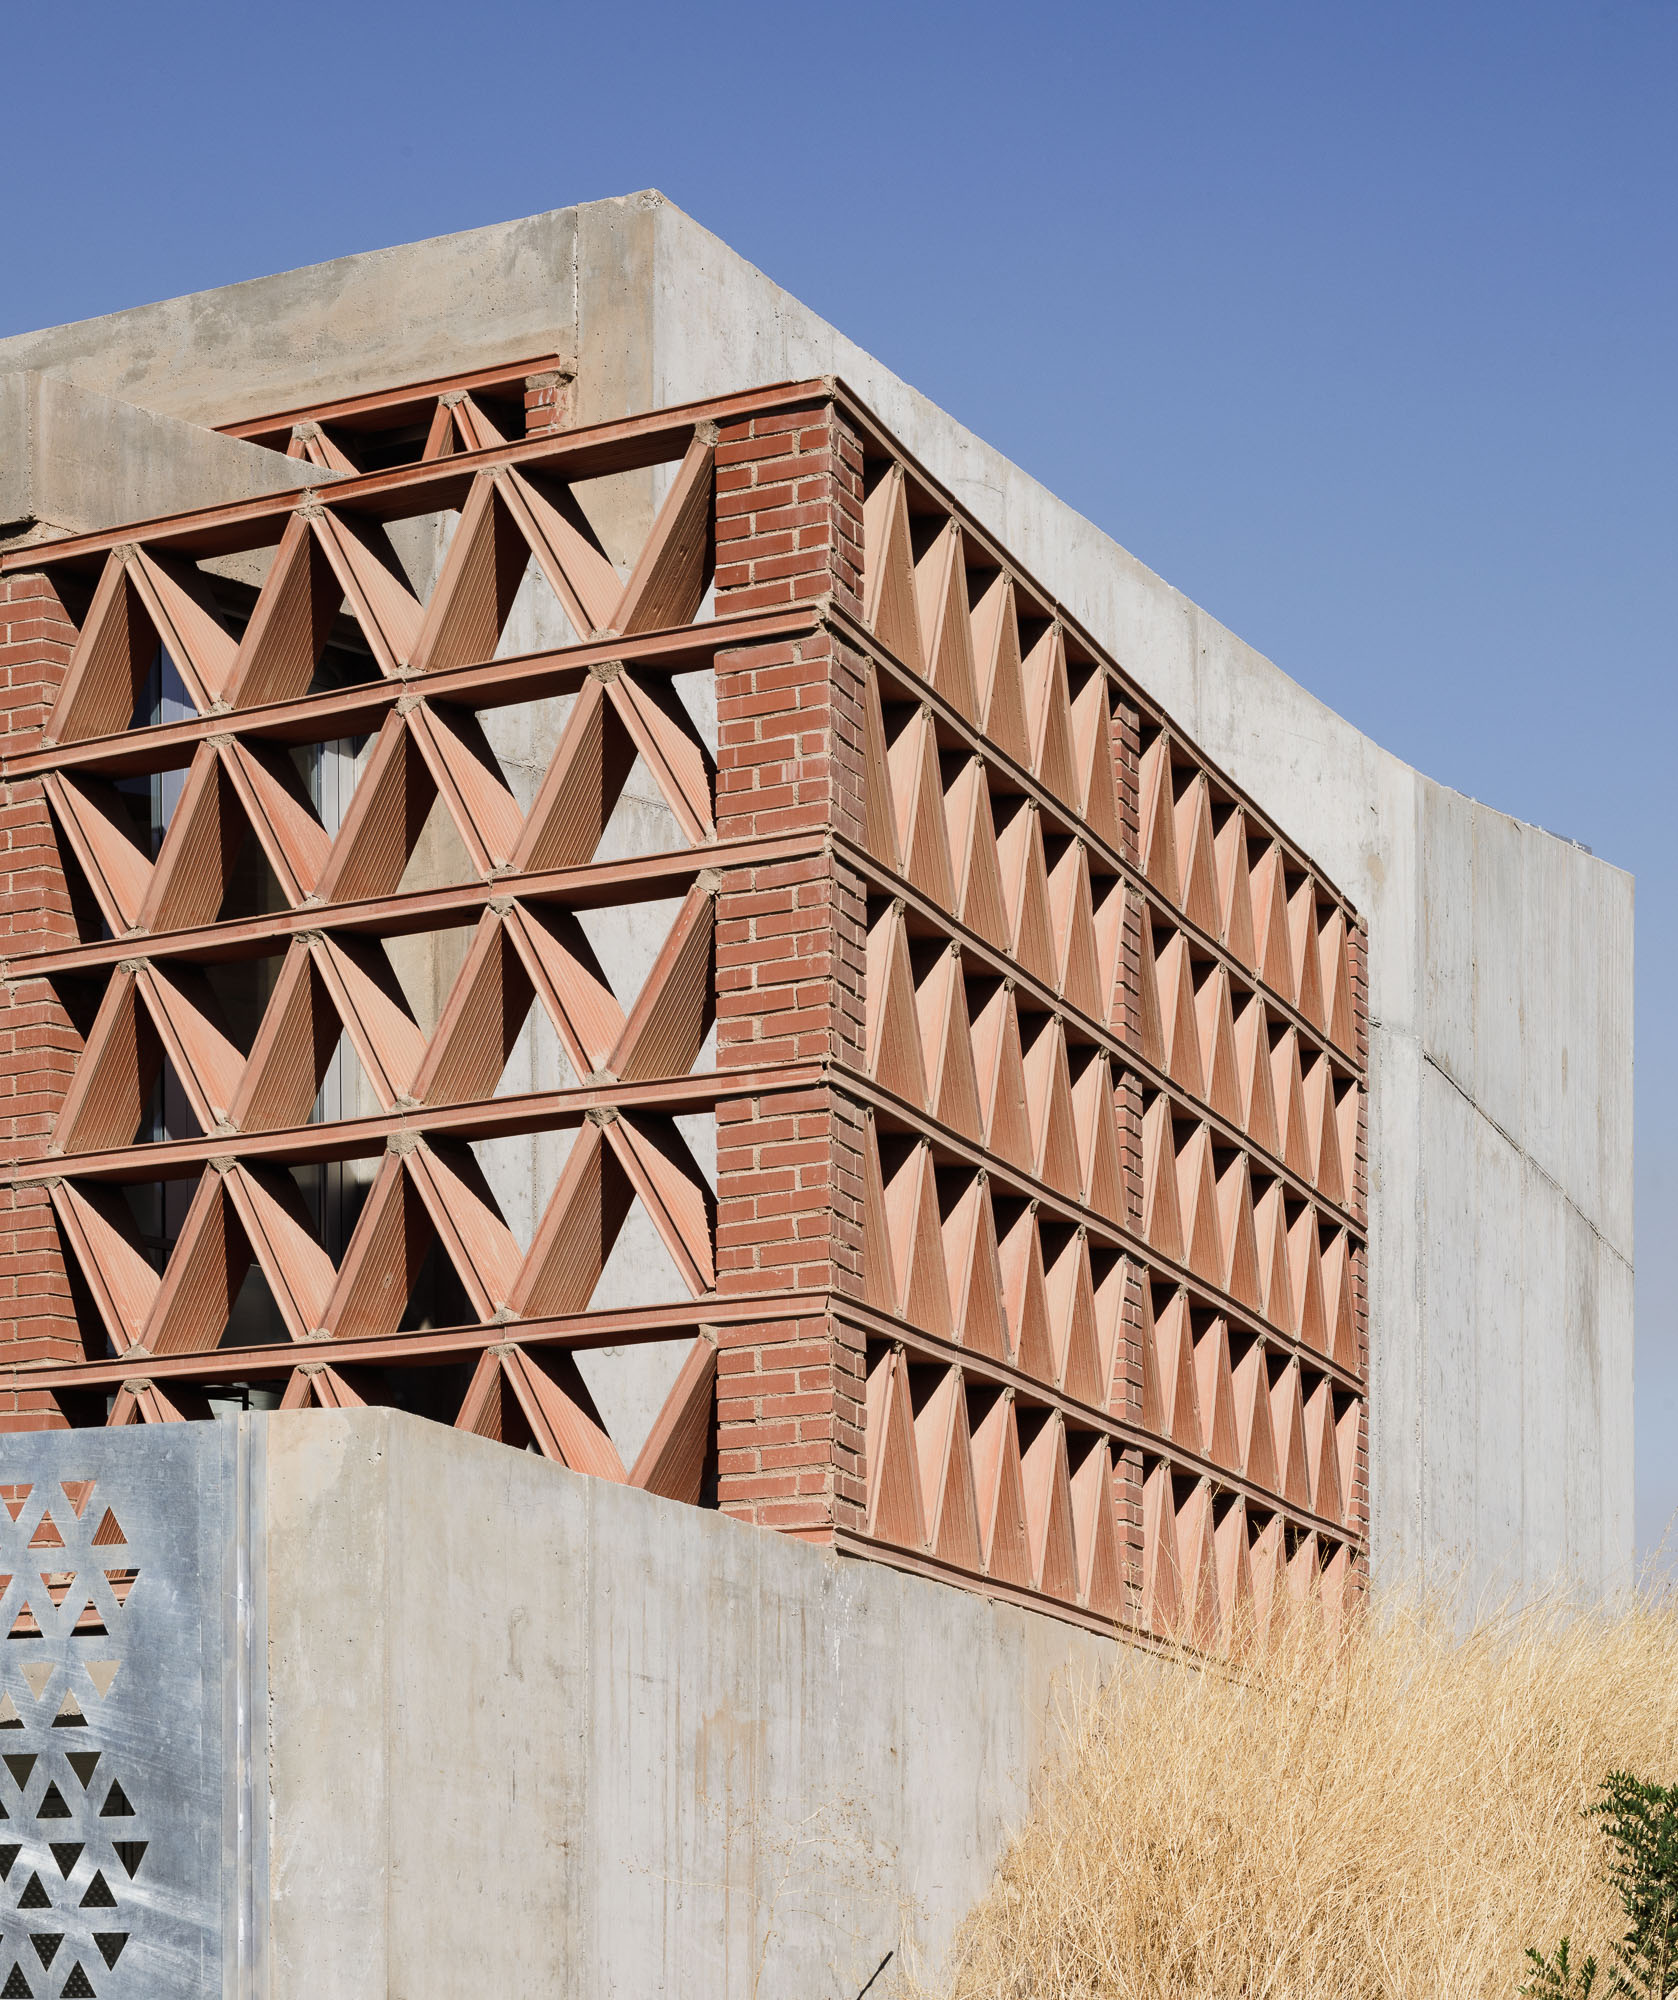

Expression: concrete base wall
xmin=0 ymin=1413 xmax=1114 ymax=1998
xmin=0 ymin=190 xmax=1635 ymax=1595
xmin=265 ymin=1407 xmax=1108 ymax=1998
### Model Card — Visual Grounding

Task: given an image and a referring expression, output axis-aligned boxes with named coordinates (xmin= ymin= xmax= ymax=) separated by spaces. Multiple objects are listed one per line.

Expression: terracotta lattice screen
xmin=0 ymin=373 xmax=1366 ymax=1651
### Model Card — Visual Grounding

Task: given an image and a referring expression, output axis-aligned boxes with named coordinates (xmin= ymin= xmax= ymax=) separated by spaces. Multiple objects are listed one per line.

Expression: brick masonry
xmin=710 ymin=399 xmax=870 ymax=1533
xmin=0 ymin=572 xmax=82 ymax=1425
xmin=522 ymin=368 xmax=575 ymax=437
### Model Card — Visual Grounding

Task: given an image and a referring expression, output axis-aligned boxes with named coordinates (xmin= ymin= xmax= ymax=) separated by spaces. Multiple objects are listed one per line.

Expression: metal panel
xmin=0 ymin=1420 xmax=262 ymax=1999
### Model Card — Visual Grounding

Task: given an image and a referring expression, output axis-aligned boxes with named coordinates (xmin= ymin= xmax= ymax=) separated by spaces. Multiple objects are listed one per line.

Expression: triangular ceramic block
xmin=1174 ymin=771 xmax=1222 ymax=936
xmin=1045 ymin=1231 xmax=1104 ymax=1406
xmin=1070 ymin=667 xmax=1124 ymax=850
xmin=862 ymin=464 xmax=925 ymax=675
xmin=941 ymin=1174 xmax=1009 ymax=1360
xmin=1193 ymin=1316 xmax=1241 ymax=1472
xmin=971 ymin=1391 xmax=1032 ymax=1586
xmin=1215 ymin=808 xmax=1258 ymax=969
xmin=865 ymin=903 xmax=928 ymax=1110
xmin=1156 ymin=930 xmax=1204 ymax=1100
xmin=1141 ymin=1096 xmax=1184 ymax=1263
xmin=914 ymin=523 xmax=980 ymax=723
xmin=914 ymin=1367 xmax=983 ymax=1570
xmin=1142 ymin=1460 xmax=1181 ymax=1637
xmin=1021 ymin=1015 xmax=1081 ymax=1199
xmin=1250 ymin=843 xmax=1295 ymax=1006
xmin=1138 ymin=735 xmax=1179 ymax=903
xmin=1020 ymin=1412 xmax=1079 ymax=1601
xmin=1234 ymin=993 xmax=1281 ymax=1158
xmin=1233 ymin=1338 xmax=1280 ymax=1493
xmin=1196 ymin=965 xmax=1244 ymax=1124
xmin=1070 ymin=1436 xmax=1125 ymax=1617
xmin=1289 ymin=878 xmax=1327 ymax=1033
xmin=1023 ymin=624 xmax=1079 ymax=810
xmin=944 ymin=758 xmax=1010 ymax=950
xmin=996 ymin=803 xmax=1059 ymax=988
xmin=917 ymin=947 xmax=983 ymax=1142
xmin=865 ymin=1346 xmax=926 ymax=1548
xmin=1175 ymin=1122 xmax=1224 ymax=1285
xmin=970 ymin=573 xmax=1029 ymax=764
xmin=971 ymin=984 xmax=1033 ymax=1171
xmin=997 ymin=1204 xmax=1056 ymax=1382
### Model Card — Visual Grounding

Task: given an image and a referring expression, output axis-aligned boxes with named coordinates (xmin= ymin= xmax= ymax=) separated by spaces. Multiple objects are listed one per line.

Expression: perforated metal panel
xmin=0 ymin=1422 xmax=261 ymax=2000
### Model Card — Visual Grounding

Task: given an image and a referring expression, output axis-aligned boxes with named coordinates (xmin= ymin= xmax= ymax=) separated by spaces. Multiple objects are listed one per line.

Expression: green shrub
xmin=1525 ymin=1771 xmax=1678 ymax=2000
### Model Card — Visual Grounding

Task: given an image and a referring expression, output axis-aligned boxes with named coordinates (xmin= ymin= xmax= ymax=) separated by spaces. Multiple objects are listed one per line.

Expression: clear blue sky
xmin=2 ymin=1 xmax=1671 ymax=1561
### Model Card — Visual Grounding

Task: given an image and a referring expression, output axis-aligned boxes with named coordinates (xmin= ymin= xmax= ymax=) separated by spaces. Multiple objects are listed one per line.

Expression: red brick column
xmin=1348 ymin=919 xmax=1372 ymax=1575
xmin=1106 ymin=690 xmax=1147 ymax=1610
xmin=709 ymin=401 xmax=871 ymax=1536
xmin=0 ymin=573 xmax=82 ymax=1426
xmin=522 ymin=366 xmax=575 ymax=437
xmin=713 ymin=394 xmax=864 ymax=616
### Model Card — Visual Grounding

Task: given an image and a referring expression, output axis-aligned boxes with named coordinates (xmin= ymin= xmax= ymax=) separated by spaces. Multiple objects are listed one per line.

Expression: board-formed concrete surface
xmin=0 ymin=189 xmax=1634 ymax=1593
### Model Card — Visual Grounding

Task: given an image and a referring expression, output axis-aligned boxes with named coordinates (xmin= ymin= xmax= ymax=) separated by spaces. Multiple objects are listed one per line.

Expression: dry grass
xmin=938 ymin=1585 xmax=1678 ymax=2000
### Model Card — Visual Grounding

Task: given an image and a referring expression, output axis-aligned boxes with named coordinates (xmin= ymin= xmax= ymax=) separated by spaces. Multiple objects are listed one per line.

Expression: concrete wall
xmin=0 ymin=191 xmax=1635 ymax=1594
xmin=0 ymin=370 xmax=321 ymax=546
xmin=0 ymin=219 xmax=579 ymax=426
xmin=263 ymin=1408 xmax=1106 ymax=1998
xmin=0 ymin=1411 xmax=1101 ymax=1996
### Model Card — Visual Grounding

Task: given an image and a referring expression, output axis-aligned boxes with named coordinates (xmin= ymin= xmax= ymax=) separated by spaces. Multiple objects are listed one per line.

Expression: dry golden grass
xmin=938 ymin=1586 xmax=1678 ymax=2000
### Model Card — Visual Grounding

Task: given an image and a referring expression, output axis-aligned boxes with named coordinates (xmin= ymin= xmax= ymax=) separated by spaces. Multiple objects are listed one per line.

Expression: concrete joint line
xmin=1415 ymin=1042 xmax=1623 ymax=1257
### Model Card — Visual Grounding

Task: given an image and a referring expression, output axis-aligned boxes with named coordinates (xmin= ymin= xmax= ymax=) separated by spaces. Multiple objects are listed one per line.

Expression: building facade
xmin=0 ymin=195 xmax=1633 ymax=1996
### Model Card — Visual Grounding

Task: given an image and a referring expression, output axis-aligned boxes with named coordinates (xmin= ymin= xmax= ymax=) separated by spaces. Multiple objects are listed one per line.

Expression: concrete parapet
xmin=0 ymin=372 xmax=323 ymax=548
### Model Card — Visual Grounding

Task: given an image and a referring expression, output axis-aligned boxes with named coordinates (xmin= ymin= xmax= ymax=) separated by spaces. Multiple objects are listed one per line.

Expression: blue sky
xmin=2 ymin=0 xmax=1672 ymax=1558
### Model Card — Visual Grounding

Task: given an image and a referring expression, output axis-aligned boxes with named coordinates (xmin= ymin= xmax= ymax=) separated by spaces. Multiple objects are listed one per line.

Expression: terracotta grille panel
xmin=1 ymin=380 xmax=1366 ymax=1651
